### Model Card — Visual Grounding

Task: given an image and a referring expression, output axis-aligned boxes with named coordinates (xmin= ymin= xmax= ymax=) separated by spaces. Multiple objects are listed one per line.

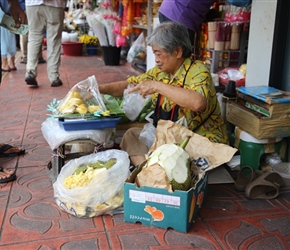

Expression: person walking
xmin=1 ymin=26 xmax=17 ymax=72
xmin=18 ymin=0 xmax=46 ymax=65
xmin=25 ymin=0 xmax=65 ymax=87
xmin=0 ymin=0 xmax=27 ymax=183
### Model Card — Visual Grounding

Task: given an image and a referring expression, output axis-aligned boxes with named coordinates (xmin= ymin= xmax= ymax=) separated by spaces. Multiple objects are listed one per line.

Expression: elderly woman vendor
xmin=99 ymin=21 xmax=228 ymax=166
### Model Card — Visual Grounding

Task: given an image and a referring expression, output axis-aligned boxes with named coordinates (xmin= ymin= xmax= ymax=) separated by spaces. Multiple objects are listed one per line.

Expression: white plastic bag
xmin=122 ymin=85 xmax=151 ymax=121
xmin=53 ymin=150 xmax=130 ymax=218
xmin=138 ymin=114 xmax=188 ymax=148
xmin=127 ymin=32 xmax=146 ymax=63
xmin=41 ymin=118 xmax=114 ymax=150
xmin=139 ymin=123 xmax=156 ymax=149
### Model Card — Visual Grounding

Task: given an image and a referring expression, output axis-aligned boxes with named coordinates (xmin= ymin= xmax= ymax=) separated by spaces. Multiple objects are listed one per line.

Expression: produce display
xmin=48 ymin=76 xmax=152 ymax=122
xmin=48 ymin=76 xmax=113 ymax=119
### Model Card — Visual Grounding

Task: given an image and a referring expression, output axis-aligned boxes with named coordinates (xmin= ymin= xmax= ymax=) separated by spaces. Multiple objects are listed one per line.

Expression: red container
xmin=62 ymin=42 xmax=83 ymax=56
xmin=217 ymin=67 xmax=245 ymax=87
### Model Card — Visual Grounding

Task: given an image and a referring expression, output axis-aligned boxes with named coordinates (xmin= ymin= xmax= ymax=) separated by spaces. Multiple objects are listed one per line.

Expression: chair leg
xmin=51 ymin=144 xmax=66 ymax=182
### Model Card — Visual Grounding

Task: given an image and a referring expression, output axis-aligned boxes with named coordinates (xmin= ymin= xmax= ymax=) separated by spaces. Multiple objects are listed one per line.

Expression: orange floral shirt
xmin=127 ymin=59 xmax=228 ymax=144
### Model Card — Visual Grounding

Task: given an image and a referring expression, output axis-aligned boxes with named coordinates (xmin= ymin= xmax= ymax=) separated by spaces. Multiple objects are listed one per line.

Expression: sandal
xmin=245 ymin=172 xmax=283 ymax=199
xmin=0 ymin=166 xmax=16 ymax=183
xmin=234 ymin=166 xmax=257 ymax=192
xmin=0 ymin=144 xmax=25 ymax=157
xmin=1 ymin=68 xmax=11 ymax=72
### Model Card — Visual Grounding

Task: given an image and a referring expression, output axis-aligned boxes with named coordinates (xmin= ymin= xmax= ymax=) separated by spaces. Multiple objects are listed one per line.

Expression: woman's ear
xmin=175 ymin=47 xmax=183 ymax=58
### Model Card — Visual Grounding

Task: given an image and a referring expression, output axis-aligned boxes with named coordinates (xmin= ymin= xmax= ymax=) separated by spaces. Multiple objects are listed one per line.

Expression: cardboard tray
xmin=59 ymin=117 xmax=121 ymax=131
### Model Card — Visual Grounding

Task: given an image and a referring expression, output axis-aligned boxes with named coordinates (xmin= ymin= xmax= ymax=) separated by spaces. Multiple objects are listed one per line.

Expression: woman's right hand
xmin=128 ymin=80 xmax=159 ymax=98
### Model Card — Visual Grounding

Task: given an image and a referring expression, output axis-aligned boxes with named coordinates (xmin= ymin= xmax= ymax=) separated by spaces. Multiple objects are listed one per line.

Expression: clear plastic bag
xmin=126 ymin=32 xmax=146 ymax=63
xmin=123 ymin=85 xmax=151 ymax=121
xmin=55 ymin=75 xmax=107 ymax=117
xmin=53 ymin=149 xmax=130 ymax=218
xmin=139 ymin=123 xmax=156 ymax=149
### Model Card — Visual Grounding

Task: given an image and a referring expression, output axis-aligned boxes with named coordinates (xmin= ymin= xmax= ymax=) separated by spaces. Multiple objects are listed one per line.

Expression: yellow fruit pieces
xmin=58 ymin=90 xmax=102 ymax=115
xmin=64 ymin=166 xmax=101 ymax=189
xmin=75 ymin=103 xmax=87 ymax=114
xmin=63 ymin=158 xmax=117 ymax=189
xmin=87 ymin=105 xmax=102 ymax=113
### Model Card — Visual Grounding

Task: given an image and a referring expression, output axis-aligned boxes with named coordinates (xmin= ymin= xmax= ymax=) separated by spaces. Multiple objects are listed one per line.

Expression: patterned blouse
xmin=127 ymin=58 xmax=228 ymax=144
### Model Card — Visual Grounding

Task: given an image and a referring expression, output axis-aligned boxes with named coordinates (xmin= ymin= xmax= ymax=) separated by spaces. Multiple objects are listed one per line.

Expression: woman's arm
xmin=129 ymin=80 xmax=207 ymax=112
xmin=98 ymin=80 xmax=129 ymax=97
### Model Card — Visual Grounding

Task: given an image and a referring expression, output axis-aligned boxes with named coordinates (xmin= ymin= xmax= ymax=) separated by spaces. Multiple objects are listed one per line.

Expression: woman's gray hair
xmin=147 ymin=21 xmax=192 ymax=58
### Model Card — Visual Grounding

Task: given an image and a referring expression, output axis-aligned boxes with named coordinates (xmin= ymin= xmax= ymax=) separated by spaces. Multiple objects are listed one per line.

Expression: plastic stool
xmin=234 ymin=127 xmax=287 ymax=170
xmin=237 ymin=139 xmax=286 ymax=170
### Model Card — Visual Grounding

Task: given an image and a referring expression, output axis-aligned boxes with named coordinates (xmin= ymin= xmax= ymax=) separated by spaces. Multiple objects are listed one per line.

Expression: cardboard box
xmin=226 ymin=100 xmax=290 ymax=139
xmin=124 ymin=169 xmax=208 ymax=233
xmin=123 ymin=120 xmax=237 ymax=233
xmin=237 ymin=91 xmax=290 ymax=118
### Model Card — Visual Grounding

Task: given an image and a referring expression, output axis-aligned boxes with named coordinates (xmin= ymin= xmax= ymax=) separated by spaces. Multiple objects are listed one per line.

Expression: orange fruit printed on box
xmin=144 ymin=205 xmax=164 ymax=221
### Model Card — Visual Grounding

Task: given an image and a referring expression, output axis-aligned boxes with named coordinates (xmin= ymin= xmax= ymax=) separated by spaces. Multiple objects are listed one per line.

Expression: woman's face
xmin=152 ymin=45 xmax=181 ymax=74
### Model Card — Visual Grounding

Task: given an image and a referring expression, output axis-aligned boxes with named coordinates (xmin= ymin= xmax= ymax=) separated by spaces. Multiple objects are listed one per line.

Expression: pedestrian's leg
xmin=26 ymin=6 xmax=45 ymax=79
xmin=44 ymin=6 xmax=64 ymax=85
xmin=1 ymin=56 xmax=10 ymax=71
xmin=38 ymin=40 xmax=46 ymax=63
xmin=20 ymin=33 xmax=28 ymax=63
xmin=9 ymin=54 xmax=16 ymax=70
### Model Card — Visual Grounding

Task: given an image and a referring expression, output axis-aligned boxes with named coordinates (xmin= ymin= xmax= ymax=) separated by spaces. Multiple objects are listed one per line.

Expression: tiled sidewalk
xmin=0 ymin=52 xmax=289 ymax=249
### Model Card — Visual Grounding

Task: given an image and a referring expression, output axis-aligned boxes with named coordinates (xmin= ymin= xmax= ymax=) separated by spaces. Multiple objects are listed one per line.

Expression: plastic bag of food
xmin=53 ymin=149 xmax=130 ymax=218
xmin=55 ymin=75 xmax=107 ymax=117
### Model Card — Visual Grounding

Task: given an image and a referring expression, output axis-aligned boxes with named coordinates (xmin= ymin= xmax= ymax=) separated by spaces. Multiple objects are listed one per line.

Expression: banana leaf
xmin=102 ymin=94 xmax=133 ymax=124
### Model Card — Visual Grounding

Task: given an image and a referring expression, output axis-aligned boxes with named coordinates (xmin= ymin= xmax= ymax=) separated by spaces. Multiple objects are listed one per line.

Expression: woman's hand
xmin=128 ymin=79 xmax=207 ymax=112
xmin=128 ymin=80 xmax=159 ymax=97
